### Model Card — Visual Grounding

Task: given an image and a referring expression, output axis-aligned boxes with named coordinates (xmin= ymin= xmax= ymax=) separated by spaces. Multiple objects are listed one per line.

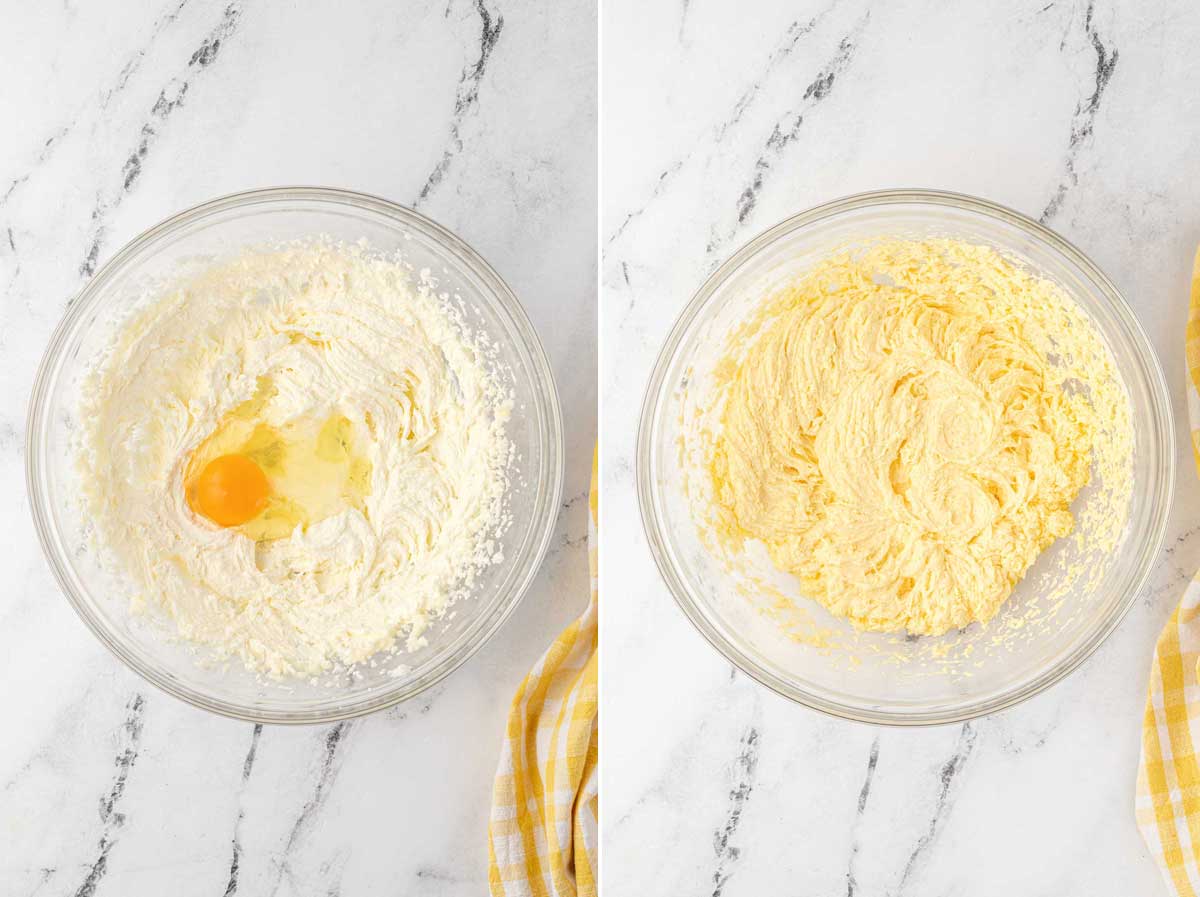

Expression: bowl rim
xmin=636 ymin=187 xmax=1176 ymax=726
xmin=26 ymin=185 xmax=565 ymax=725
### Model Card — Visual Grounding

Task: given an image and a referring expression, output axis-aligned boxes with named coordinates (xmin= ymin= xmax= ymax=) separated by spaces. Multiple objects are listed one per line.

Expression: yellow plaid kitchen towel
xmin=488 ymin=451 xmax=598 ymax=897
xmin=1137 ymin=247 xmax=1200 ymax=894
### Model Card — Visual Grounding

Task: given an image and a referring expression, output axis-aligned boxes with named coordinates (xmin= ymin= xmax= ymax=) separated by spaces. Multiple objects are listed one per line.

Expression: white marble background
xmin=602 ymin=0 xmax=1200 ymax=894
xmin=0 ymin=1 xmax=595 ymax=894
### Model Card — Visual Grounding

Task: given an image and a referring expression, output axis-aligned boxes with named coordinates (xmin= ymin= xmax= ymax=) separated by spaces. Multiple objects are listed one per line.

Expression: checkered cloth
xmin=1136 ymin=246 xmax=1200 ymax=893
xmin=488 ymin=452 xmax=598 ymax=897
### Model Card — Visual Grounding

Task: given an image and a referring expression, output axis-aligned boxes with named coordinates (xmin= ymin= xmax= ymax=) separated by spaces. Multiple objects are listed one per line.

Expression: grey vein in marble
xmin=605 ymin=159 xmax=684 ymax=248
xmin=81 ymin=2 xmax=244 ymax=277
xmin=727 ymin=15 xmax=867 ymax=242
xmin=417 ymin=0 xmax=505 ymax=206
xmin=1 ymin=127 xmax=69 ymax=212
xmin=1041 ymin=0 xmax=1119 ymax=222
xmin=222 ymin=723 xmax=262 ymax=897
xmin=606 ymin=1 xmax=849 ymax=249
xmin=2 ymin=1 xmax=195 ymax=223
xmin=710 ymin=724 xmax=761 ymax=897
xmin=844 ymin=737 xmax=880 ymax=897
xmin=98 ymin=0 xmax=193 ymax=112
xmin=895 ymin=723 xmax=977 ymax=894
xmin=987 ymin=710 xmax=1058 ymax=757
xmin=270 ymin=722 xmax=354 ymax=896
xmin=73 ymin=694 xmax=146 ymax=897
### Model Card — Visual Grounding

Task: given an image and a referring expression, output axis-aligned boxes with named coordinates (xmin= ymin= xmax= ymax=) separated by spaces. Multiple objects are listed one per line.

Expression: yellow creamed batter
xmin=706 ymin=238 xmax=1128 ymax=636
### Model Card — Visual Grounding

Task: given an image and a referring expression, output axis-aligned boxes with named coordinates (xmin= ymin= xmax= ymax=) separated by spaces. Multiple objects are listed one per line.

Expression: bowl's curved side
xmin=637 ymin=188 xmax=1176 ymax=726
xmin=26 ymin=186 xmax=565 ymax=724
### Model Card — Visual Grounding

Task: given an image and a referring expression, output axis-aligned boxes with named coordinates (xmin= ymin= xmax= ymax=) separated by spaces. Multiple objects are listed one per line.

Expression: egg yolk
xmin=188 ymin=454 xmax=270 ymax=527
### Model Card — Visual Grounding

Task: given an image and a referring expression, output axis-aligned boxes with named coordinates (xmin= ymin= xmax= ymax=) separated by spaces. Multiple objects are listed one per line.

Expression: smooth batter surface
xmin=78 ymin=241 xmax=513 ymax=678
xmin=707 ymin=239 xmax=1128 ymax=636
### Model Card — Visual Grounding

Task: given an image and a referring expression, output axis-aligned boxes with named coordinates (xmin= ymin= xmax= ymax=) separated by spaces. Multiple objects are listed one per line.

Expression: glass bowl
xmin=638 ymin=189 xmax=1174 ymax=726
xmin=27 ymin=186 xmax=563 ymax=724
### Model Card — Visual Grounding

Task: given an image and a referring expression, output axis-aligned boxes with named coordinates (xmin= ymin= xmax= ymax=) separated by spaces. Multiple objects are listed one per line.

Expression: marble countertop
xmin=0 ymin=1 xmax=595 ymax=894
xmin=602 ymin=0 xmax=1200 ymax=894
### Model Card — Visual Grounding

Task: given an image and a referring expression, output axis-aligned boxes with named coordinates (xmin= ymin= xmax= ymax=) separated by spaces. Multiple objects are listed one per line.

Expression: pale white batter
xmin=77 ymin=241 xmax=513 ymax=678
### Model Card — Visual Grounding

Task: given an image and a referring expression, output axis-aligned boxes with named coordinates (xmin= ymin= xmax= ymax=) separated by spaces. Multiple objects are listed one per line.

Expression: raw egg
xmin=188 ymin=453 xmax=270 ymax=527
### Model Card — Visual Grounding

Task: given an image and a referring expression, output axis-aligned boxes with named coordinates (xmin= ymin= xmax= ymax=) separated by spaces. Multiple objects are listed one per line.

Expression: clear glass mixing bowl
xmin=27 ymin=187 xmax=563 ymax=723
xmin=638 ymin=189 xmax=1174 ymax=725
